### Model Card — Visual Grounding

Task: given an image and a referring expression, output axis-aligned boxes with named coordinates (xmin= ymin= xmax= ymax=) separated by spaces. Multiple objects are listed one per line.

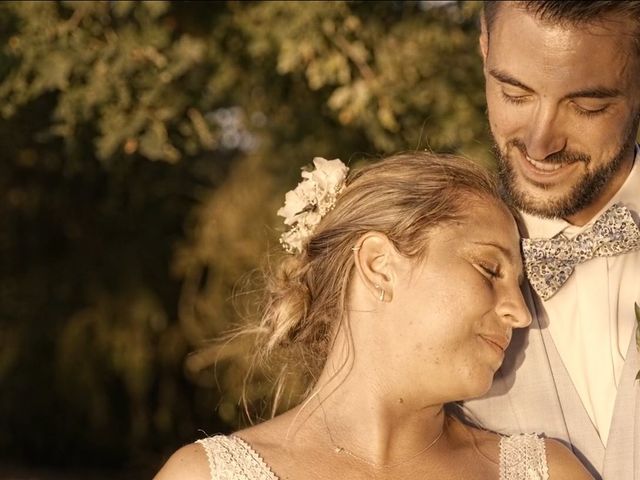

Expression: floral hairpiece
xmin=277 ymin=157 xmax=349 ymax=254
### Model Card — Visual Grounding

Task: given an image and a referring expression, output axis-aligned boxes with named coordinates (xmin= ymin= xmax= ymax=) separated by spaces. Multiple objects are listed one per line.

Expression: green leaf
xmin=635 ymin=302 xmax=640 ymax=351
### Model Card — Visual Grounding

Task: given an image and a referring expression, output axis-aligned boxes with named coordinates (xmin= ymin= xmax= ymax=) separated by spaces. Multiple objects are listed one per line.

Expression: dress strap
xmin=196 ymin=436 xmax=221 ymax=479
xmin=499 ymin=433 xmax=549 ymax=480
xmin=196 ymin=435 xmax=278 ymax=480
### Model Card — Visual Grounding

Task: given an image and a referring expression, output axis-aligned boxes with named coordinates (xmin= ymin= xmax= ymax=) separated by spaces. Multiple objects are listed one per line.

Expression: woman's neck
xmin=287 ymin=349 xmax=447 ymax=468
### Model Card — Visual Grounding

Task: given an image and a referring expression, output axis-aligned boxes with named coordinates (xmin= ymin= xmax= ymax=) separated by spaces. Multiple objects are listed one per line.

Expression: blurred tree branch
xmin=0 ymin=0 xmax=490 ymax=472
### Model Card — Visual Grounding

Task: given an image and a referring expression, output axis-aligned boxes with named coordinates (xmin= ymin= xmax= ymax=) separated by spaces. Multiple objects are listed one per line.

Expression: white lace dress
xmin=196 ymin=433 xmax=549 ymax=480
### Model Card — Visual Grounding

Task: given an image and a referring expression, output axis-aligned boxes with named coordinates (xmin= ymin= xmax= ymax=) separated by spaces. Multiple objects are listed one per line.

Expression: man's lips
xmin=512 ymin=150 xmax=584 ymax=185
xmin=525 ymin=155 xmax=566 ymax=173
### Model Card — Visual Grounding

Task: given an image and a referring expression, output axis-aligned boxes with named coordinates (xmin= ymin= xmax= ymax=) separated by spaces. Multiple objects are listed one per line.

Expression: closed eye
xmin=573 ymin=103 xmax=609 ymax=118
xmin=478 ymin=263 xmax=500 ymax=279
xmin=501 ymin=91 xmax=529 ymax=105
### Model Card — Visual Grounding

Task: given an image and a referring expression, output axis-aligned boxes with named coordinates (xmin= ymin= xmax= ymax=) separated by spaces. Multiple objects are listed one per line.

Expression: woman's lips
xmin=479 ymin=334 xmax=510 ymax=355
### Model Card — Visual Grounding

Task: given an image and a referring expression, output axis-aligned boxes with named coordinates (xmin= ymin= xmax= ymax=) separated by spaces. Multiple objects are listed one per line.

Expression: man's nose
xmin=523 ymin=103 xmax=566 ymax=161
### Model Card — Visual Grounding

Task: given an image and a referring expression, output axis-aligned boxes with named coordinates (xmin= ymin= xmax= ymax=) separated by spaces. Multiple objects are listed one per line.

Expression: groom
xmin=464 ymin=2 xmax=640 ymax=479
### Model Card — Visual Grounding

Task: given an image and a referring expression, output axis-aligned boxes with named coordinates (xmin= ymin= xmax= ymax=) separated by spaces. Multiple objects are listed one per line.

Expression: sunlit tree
xmin=0 ymin=0 xmax=487 ymax=472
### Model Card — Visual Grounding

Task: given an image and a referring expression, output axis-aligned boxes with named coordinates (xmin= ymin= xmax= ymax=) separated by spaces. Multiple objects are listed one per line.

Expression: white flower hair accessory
xmin=277 ymin=157 xmax=349 ymax=254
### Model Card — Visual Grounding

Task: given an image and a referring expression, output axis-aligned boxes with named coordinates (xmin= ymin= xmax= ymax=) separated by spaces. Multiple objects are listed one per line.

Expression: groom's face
xmin=480 ymin=5 xmax=640 ymax=224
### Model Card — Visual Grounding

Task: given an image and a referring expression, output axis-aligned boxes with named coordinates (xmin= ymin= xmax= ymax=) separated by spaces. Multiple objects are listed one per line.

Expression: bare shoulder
xmin=234 ymin=409 xmax=297 ymax=452
xmin=544 ymin=438 xmax=594 ymax=480
xmin=153 ymin=442 xmax=210 ymax=480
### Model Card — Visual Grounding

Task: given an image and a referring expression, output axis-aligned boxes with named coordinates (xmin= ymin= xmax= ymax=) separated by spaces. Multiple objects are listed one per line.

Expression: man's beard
xmin=494 ymin=134 xmax=635 ymax=219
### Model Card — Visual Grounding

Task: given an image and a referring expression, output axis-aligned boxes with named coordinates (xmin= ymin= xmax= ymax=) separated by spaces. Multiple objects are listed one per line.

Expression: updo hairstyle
xmin=244 ymin=151 xmax=503 ymax=415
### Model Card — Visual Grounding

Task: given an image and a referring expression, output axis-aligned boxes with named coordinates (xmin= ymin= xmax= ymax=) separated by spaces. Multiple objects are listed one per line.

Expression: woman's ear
xmin=352 ymin=232 xmax=395 ymax=302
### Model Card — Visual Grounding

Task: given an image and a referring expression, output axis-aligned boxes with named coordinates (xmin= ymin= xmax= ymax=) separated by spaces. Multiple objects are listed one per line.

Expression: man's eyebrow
xmin=564 ymin=87 xmax=621 ymax=99
xmin=489 ymin=69 xmax=533 ymax=92
xmin=489 ymin=68 xmax=621 ymax=99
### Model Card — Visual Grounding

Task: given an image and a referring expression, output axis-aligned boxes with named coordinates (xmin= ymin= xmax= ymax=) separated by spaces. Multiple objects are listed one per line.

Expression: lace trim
xmin=195 ymin=438 xmax=217 ymax=477
xmin=499 ymin=433 xmax=549 ymax=480
xmin=197 ymin=433 xmax=549 ymax=480
xmin=196 ymin=435 xmax=279 ymax=480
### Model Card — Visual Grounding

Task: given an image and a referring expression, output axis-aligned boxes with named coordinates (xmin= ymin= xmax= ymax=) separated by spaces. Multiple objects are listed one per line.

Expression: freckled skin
xmin=383 ymin=197 xmax=530 ymax=404
xmin=481 ymin=6 xmax=640 ymax=225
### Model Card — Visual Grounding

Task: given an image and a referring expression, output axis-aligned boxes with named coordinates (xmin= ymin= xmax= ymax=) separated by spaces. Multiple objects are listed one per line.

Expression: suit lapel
xmin=498 ymin=295 xmax=570 ymax=440
xmin=603 ymin=324 xmax=640 ymax=479
xmin=513 ymin=288 xmax=605 ymax=478
xmin=538 ymin=317 xmax=605 ymax=474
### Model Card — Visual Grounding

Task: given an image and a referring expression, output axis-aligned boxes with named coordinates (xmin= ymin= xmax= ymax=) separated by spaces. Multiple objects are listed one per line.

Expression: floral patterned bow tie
xmin=522 ymin=203 xmax=640 ymax=301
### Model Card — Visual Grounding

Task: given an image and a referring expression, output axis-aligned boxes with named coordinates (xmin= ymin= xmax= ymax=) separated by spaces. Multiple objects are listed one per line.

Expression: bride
xmin=155 ymin=152 xmax=592 ymax=479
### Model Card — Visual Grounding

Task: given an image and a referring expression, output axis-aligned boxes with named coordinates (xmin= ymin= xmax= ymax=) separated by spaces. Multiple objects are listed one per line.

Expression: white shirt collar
xmin=521 ymin=146 xmax=640 ymax=239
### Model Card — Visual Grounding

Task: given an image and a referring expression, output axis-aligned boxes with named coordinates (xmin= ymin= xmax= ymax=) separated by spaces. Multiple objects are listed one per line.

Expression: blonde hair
xmin=224 ymin=151 xmax=503 ymax=419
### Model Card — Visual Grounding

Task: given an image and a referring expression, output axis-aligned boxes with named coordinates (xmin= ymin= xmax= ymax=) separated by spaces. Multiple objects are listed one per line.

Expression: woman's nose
xmin=497 ymin=284 xmax=532 ymax=328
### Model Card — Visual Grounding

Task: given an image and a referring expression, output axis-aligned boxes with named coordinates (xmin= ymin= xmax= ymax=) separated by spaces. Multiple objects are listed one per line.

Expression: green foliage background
xmin=0 ymin=0 xmax=490 ymax=474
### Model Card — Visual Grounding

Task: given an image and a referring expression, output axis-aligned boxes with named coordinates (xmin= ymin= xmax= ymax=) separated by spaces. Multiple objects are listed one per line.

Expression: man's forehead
xmin=487 ymin=6 xmax=639 ymax=87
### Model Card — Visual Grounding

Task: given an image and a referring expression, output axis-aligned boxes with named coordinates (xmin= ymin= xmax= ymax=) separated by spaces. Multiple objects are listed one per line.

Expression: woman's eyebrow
xmin=470 ymin=240 xmax=513 ymax=259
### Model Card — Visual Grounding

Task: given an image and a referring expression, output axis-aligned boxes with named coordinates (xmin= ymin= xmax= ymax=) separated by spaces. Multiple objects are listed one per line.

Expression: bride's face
xmin=387 ymin=196 xmax=531 ymax=403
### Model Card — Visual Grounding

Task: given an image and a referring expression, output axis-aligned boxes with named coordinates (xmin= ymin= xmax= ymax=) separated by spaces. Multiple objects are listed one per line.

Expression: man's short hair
xmin=483 ymin=1 xmax=640 ymax=55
